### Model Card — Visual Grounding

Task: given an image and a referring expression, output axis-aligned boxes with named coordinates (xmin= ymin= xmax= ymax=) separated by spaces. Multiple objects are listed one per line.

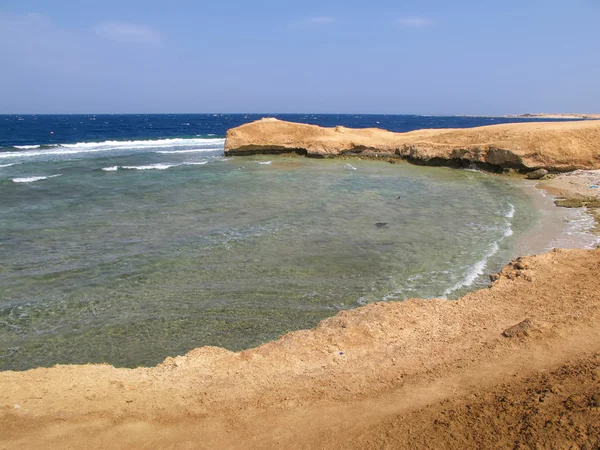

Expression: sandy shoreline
xmin=2 ymin=246 xmax=599 ymax=449
xmin=2 ymin=120 xmax=600 ymax=449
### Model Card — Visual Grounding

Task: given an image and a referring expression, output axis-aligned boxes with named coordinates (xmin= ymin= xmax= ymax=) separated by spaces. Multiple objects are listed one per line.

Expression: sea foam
xmin=0 ymin=138 xmax=225 ymax=160
xmin=12 ymin=174 xmax=62 ymax=183
xmin=505 ymin=203 xmax=516 ymax=218
xmin=122 ymin=163 xmax=177 ymax=171
xmin=443 ymin=241 xmax=500 ymax=297
xmin=111 ymin=161 xmax=209 ymax=171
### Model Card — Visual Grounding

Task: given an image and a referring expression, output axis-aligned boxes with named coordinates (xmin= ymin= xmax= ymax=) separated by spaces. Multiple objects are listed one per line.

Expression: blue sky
xmin=1 ymin=0 xmax=599 ymax=114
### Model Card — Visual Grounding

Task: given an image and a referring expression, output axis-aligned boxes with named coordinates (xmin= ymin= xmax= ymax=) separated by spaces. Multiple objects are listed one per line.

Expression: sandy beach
xmin=2 ymin=119 xmax=600 ymax=449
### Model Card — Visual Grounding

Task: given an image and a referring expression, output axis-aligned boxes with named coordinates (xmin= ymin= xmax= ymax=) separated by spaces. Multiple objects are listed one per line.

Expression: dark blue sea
xmin=0 ymin=113 xmax=575 ymax=149
xmin=1 ymin=114 xmax=596 ymax=371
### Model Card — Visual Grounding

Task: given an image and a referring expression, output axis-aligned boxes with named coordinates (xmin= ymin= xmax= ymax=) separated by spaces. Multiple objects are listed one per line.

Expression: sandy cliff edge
xmin=1 ymin=248 xmax=600 ymax=448
xmin=225 ymin=118 xmax=600 ymax=171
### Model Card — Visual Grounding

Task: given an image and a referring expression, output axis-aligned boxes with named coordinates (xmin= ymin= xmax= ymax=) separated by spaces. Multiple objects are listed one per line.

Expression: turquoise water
xmin=0 ymin=152 xmax=549 ymax=370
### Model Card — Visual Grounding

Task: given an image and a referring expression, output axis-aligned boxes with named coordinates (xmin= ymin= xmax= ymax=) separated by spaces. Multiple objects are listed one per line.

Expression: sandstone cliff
xmin=225 ymin=118 xmax=600 ymax=172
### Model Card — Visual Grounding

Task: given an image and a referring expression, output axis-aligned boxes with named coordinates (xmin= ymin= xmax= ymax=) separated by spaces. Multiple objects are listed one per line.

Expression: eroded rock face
xmin=224 ymin=119 xmax=600 ymax=171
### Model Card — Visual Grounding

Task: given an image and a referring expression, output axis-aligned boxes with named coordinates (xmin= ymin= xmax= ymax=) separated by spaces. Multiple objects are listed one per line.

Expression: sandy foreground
xmin=1 ymin=247 xmax=600 ymax=449
xmin=3 ymin=120 xmax=600 ymax=449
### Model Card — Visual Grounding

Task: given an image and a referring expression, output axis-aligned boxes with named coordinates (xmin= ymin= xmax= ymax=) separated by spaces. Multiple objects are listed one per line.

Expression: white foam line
xmin=443 ymin=202 xmax=518 ymax=297
xmin=60 ymin=138 xmax=225 ymax=149
xmin=0 ymin=138 xmax=225 ymax=159
xmin=443 ymin=241 xmax=500 ymax=297
xmin=121 ymin=164 xmax=176 ymax=171
xmin=257 ymin=161 xmax=272 ymax=165
xmin=111 ymin=161 xmax=209 ymax=171
xmin=0 ymin=163 xmax=17 ymax=168
xmin=12 ymin=174 xmax=62 ymax=183
xmin=13 ymin=145 xmax=40 ymax=149
xmin=505 ymin=203 xmax=515 ymax=218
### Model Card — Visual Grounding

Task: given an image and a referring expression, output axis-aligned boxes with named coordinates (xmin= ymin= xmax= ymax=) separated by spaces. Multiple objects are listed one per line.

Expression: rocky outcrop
xmin=526 ymin=168 xmax=549 ymax=179
xmin=224 ymin=118 xmax=600 ymax=172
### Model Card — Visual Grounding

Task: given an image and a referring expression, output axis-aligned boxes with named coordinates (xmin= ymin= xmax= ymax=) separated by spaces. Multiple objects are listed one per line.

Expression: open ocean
xmin=1 ymin=114 xmax=598 ymax=371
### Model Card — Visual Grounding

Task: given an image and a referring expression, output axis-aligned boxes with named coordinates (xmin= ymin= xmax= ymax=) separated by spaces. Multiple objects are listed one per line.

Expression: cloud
xmin=94 ymin=22 xmax=163 ymax=45
xmin=297 ymin=17 xmax=336 ymax=26
xmin=397 ymin=17 xmax=434 ymax=28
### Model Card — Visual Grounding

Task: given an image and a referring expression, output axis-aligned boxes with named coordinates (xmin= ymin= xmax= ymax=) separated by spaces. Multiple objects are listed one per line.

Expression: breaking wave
xmin=12 ymin=174 xmax=62 ymax=183
xmin=1 ymin=138 xmax=225 ymax=161
xmin=104 ymin=161 xmax=209 ymax=171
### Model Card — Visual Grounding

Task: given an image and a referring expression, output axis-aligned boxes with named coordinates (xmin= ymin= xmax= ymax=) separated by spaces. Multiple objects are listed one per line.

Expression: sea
xmin=1 ymin=114 xmax=598 ymax=371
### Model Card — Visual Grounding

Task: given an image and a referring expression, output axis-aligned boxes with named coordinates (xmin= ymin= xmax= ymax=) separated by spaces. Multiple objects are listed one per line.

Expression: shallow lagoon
xmin=0 ymin=153 xmax=595 ymax=370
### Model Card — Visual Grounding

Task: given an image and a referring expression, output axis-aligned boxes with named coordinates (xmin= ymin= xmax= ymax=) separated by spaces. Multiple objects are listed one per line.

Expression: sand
xmin=3 ymin=120 xmax=600 ymax=449
xmin=537 ymin=170 xmax=600 ymax=233
xmin=539 ymin=170 xmax=600 ymax=200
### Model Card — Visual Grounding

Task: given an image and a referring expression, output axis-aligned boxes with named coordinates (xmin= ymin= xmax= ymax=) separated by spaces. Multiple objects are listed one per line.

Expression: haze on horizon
xmin=0 ymin=0 xmax=598 ymax=116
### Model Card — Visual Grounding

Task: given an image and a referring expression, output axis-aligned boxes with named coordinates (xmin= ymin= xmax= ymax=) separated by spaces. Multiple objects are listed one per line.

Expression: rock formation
xmin=225 ymin=118 xmax=600 ymax=172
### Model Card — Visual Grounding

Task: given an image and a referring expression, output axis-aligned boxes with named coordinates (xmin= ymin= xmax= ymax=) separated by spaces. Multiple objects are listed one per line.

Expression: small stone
xmin=502 ymin=319 xmax=533 ymax=338
xmin=514 ymin=261 xmax=527 ymax=270
xmin=526 ymin=168 xmax=549 ymax=179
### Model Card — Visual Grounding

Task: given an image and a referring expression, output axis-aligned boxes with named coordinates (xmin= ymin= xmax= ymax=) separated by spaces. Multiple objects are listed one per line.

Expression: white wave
xmin=504 ymin=226 xmax=514 ymax=238
xmin=122 ymin=163 xmax=176 ymax=171
xmin=0 ymin=138 xmax=225 ymax=160
xmin=0 ymin=163 xmax=17 ymax=168
xmin=257 ymin=161 xmax=272 ymax=165
xmin=12 ymin=174 xmax=62 ymax=183
xmin=14 ymin=145 xmax=40 ymax=149
xmin=119 ymin=161 xmax=208 ymax=171
xmin=155 ymin=148 xmax=222 ymax=154
xmin=345 ymin=163 xmax=357 ymax=171
xmin=505 ymin=203 xmax=515 ymax=218
xmin=61 ymin=138 xmax=225 ymax=150
xmin=102 ymin=166 xmax=118 ymax=172
xmin=443 ymin=241 xmax=500 ymax=297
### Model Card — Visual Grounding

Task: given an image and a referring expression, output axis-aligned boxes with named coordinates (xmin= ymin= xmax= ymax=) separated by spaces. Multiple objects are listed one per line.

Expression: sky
xmin=0 ymin=0 xmax=599 ymax=115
